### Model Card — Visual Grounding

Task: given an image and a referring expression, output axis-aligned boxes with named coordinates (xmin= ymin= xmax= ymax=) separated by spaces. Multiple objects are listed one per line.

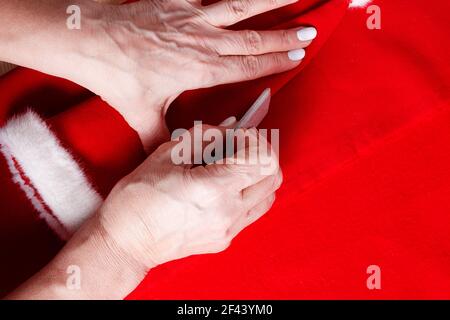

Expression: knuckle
xmin=281 ymin=29 xmax=293 ymax=45
xmin=227 ymin=0 xmax=250 ymax=19
xmin=271 ymin=53 xmax=285 ymax=69
xmin=191 ymin=7 xmax=209 ymax=23
xmin=271 ymin=152 xmax=281 ymax=168
xmin=276 ymin=170 xmax=284 ymax=187
xmin=272 ymin=173 xmax=283 ymax=190
xmin=215 ymin=227 xmax=231 ymax=243
xmin=216 ymin=240 xmax=231 ymax=253
xmin=156 ymin=0 xmax=171 ymax=6
xmin=267 ymin=193 xmax=276 ymax=207
xmin=224 ymin=230 xmax=234 ymax=243
xmin=220 ymin=214 xmax=234 ymax=228
xmin=245 ymin=208 xmax=252 ymax=218
xmin=183 ymin=21 xmax=201 ymax=33
xmin=148 ymin=0 xmax=171 ymax=10
xmin=212 ymin=214 xmax=233 ymax=234
xmin=240 ymin=56 xmax=261 ymax=79
xmin=269 ymin=193 xmax=276 ymax=204
xmin=269 ymin=0 xmax=282 ymax=9
xmin=260 ymin=194 xmax=276 ymax=213
xmin=244 ymin=30 xmax=263 ymax=55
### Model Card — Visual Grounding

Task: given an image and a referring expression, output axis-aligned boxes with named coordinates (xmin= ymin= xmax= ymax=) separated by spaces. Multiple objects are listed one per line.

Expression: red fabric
xmin=130 ymin=0 xmax=450 ymax=298
xmin=133 ymin=106 xmax=450 ymax=299
xmin=0 ymin=0 xmax=449 ymax=298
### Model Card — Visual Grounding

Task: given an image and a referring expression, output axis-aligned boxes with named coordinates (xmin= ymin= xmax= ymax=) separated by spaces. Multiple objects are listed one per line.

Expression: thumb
xmin=219 ymin=116 xmax=237 ymax=127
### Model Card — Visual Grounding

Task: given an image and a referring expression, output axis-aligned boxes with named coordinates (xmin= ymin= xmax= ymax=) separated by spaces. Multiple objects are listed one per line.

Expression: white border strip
xmin=0 ymin=110 xmax=102 ymax=237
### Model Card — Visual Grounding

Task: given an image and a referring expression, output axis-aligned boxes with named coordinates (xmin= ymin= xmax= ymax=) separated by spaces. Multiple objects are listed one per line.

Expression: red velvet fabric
xmin=0 ymin=0 xmax=449 ymax=298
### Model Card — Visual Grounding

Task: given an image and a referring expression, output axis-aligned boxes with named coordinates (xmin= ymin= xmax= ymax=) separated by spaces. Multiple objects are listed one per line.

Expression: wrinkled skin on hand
xmin=85 ymin=0 xmax=311 ymax=148
xmin=99 ymin=124 xmax=282 ymax=268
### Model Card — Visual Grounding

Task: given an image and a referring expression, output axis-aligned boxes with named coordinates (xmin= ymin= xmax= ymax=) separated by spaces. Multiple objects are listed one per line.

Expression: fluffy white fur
xmin=349 ymin=0 xmax=373 ymax=8
xmin=0 ymin=144 xmax=70 ymax=239
xmin=0 ymin=110 xmax=102 ymax=238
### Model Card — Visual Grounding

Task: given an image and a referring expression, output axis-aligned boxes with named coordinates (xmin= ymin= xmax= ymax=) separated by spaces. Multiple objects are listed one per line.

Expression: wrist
xmin=120 ymin=96 xmax=173 ymax=152
xmin=82 ymin=215 xmax=149 ymax=298
xmin=64 ymin=214 xmax=149 ymax=299
xmin=97 ymin=184 xmax=164 ymax=271
xmin=0 ymin=0 xmax=100 ymax=75
xmin=9 ymin=214 xmax=148 ymax=300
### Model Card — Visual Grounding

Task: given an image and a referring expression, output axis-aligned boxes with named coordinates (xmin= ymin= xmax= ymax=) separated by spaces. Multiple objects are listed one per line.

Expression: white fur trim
xmin=0 ymin=144 xmax=69 ymax=239
xmin=0 ymin=110 xmax=102 ymax=238
xmin=349 ymin=0 xmax=373 ymax=8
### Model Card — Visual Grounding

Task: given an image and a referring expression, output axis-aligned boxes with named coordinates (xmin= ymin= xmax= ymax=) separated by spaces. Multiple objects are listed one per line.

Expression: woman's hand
xmin=0 ymin=0 xmax=316 ymax=149
xmin=83 ymin=0 xmax=315 ymax=147
xmin=8 ymin=123 xmax=282 ymax=299
xmin=93 ymin=0 xmax=311 ymax=117
xmin=99 ymin=124 xmax=282 ymax=268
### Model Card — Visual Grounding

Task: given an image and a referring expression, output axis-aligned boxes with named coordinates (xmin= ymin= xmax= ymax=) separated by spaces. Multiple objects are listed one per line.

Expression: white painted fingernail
xmin=220 ymin=116 xmax=237 ymax=126
xmin=297 ymin=27 xmax=317 ymax=41
xmin=288 ymin=49 xmax=305 ymax=61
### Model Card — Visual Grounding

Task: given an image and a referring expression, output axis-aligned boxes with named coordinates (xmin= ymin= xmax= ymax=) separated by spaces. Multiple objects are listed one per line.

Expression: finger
xmin=210 ymin=27 xmax=316 ymax=56
xmin=171 ymin=116 xmax=235 ymax=140
xmin=191 ymin=128 xmax=279 ymax=191
xmin=151 ymin=120 xmax=235 ymax=169
xmin=219 ymin=116 xmax=237 ymax=127
xmin=242 ymin=168 xmax=282 ymax=209
xmin=227 ymin=193 xmax=276 ymax=238
xmin=218 ymin=50 xmax=305 ymax=85
xmin=203 ymin=0 xmax=298 ymax=27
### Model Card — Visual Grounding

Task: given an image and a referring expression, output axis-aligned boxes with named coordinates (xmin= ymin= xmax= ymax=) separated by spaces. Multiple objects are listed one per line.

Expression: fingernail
xmin=220 ymin=116 xmax=237 ymax=126
xmin=297 ymin=27 xmax=317 ymax=41
xmin=288 ymin=48 xmax=305 ymax=61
